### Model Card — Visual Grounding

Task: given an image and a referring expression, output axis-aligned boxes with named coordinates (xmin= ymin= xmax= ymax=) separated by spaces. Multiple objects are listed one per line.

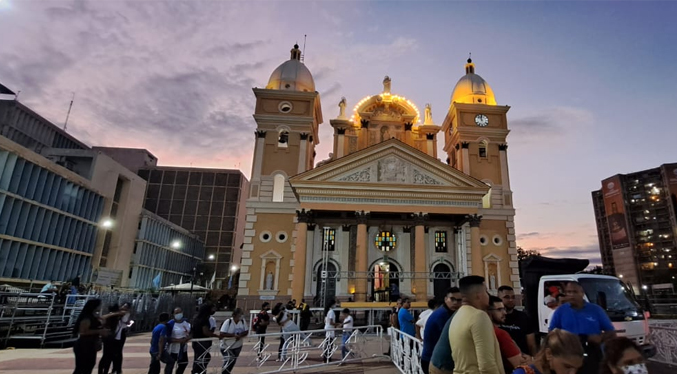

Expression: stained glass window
xmin=435 ymin=231 xmax=447 ymax=253
xmin=323 ymin=227 xmax=335 ymax=251
xmin=375 ymin=231 xmax=396 ymax=252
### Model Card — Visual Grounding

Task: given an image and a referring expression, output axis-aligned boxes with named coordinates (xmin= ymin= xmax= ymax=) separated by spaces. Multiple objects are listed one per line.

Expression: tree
xmin=517 ymin=246 xmax=542 ymax=262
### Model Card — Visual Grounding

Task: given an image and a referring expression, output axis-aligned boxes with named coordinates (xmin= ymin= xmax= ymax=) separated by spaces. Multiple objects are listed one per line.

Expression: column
xmin=468 ymin=214 xmax=483 ymax=276
xmin=298 ymin=133 xmax=309 ymax=174
xmin=498 ymin=144 xmax=510 ymax=190
xmin=291 ymin=209 xmax=311 ymax=302
xmin=360 ymin=119 xmax=369 ymax=149
xmin=336 ymin=128 xmax=346 ymax=158
xmin=355 ymin=211 xmax=369 ymax=302
xmin=414 ymin=213 xmax=427 ymax=301
xmin=461 ymin=142 xmax=470 ymax=174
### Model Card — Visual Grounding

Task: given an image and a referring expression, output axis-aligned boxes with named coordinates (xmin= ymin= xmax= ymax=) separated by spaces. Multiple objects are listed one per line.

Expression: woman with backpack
xmin=219 ymin=308 xmax=248 ymax=374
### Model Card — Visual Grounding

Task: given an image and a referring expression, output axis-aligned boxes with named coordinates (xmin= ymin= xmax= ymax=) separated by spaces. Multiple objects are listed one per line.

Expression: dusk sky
xmin=2 ymin=1 xmax=677 ymax=265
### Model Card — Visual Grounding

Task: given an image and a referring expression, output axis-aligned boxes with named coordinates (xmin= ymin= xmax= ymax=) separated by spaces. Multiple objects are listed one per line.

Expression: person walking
xmin=511 ymin=329 xmax=584 ymax=374
xmin=191 ymin=303 xmax=219 ymax=374
xmin=424 ymin=287 xmax=462 ymax=374
xmin=253 ymin=302 xmax=271 ymax=359
xmin=339 ymin=308 xmax=354 ymax=359
xmin=498 ymin=286 xmax=538 ymax=356
xmin=166 ymin=308 xmax=191 ymax=374
xmin=219 ymin=308 xmax=249 ymax=374
xmin=549 ymin=281 xmax=616 ymax=374
xmin=449 ymin=275 xmax=503 ymax=374
xmin=322 ymin=301 xmax=338 ymax=363
xmin=73 ymin=299 xmax=122 ymax=374
xmin=148 ymin=312 xmax=170 ymax=374
xmin=272 ymin=303 xmax=300 ymax=361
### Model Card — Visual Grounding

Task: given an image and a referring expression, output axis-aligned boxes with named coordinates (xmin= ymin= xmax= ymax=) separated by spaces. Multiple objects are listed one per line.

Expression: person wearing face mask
xmin=600 ymin=337 xmax=649 ymax=374
xmin=512 ymin=329 xmax=584 ymax=374
xmin=165 ymin=307 xmax=191 ymax=374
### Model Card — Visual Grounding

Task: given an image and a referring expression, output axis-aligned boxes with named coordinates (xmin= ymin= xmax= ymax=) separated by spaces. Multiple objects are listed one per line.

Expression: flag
xmin=179 ymin=276 xmax=183 ymax=285
xmin=228 ymin=275 xmax=232 ymax=290
xmin=209 ymin=272 xmax=216 ymax=289
xmin=152 ymin=273 xmax=161 ymax=289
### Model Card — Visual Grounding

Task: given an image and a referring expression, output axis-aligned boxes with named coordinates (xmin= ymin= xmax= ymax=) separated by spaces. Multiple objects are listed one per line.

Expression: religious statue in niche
xmin=265 ymin=271 xmax=273 ymax=290
xmin=338 ymin=97 xmax=347 ymax=119
xmin=264 ymin=260 xmax=276 ymax=290
xmin=380 ymin=126 xmax=391 ymax=142
xmin=487 ymin=262 xmax=498 ymax=290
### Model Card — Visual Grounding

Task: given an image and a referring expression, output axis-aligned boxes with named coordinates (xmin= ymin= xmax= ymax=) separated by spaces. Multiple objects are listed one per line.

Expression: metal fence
xmin=178 ymin=325 xmax=385 ymax=373
xmin=389 ymin=327 xmax=423 ymax=374
xmin=649 ymin=323 xmax=677 ymax=366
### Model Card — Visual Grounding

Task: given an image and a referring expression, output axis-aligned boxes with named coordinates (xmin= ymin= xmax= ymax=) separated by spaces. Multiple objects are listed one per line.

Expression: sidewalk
xmin=0 ymin=331 xmax=398 ymax=374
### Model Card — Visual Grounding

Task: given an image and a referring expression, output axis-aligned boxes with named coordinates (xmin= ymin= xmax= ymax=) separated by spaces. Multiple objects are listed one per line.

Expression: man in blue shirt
xmin=148 ymin=312 xmax=171 ymax=374
xmin=398 ymin=298 xmax=415 ymax=337
xmin=421 ymin=287 xmax=462 ymax=374
xmin=550 ymin=281 xmax=616 ymax=374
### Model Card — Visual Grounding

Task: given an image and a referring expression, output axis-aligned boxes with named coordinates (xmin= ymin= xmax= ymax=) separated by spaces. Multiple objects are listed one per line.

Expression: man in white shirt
xmin=416 ymin=299 xmax=437 ymax=341
xmin=219 ymin=308 xmax=249 ymax=374
xmin=340 ymin=308 xmax=354 ymax=359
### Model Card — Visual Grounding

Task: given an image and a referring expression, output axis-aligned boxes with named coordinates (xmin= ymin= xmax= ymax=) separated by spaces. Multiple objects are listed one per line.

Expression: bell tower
xmin=441 ymin=58 xmax=520 ymax=290
xmin=238 ymin=44 xmax=323 ymax=304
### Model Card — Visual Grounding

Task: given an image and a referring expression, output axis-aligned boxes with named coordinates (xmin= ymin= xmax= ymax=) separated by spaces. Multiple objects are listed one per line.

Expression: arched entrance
xmin=370 ymin=261 xmax=400 ymax=302
xmin=315 ymin=262 xmax=337 ymax=307
xmin=433 ymin=263 xmax=453 ymax=301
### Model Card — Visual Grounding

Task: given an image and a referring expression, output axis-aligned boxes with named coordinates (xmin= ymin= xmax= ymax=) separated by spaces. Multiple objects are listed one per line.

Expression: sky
xmin=1 ymin=0 xmax=677 ymax=265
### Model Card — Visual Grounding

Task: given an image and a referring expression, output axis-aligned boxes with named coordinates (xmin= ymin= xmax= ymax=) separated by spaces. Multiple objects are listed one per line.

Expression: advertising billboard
xmin=602 ymin=176 xmax=630 ymax=249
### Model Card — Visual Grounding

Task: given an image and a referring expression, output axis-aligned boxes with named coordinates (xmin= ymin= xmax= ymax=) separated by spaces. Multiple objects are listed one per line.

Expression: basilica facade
xmin=237 ymin=44 xmax=518 ymax=307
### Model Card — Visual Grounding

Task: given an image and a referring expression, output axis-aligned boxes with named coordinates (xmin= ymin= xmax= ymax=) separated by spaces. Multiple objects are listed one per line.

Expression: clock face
xmin=475 ymin=114 xmax=489 ymax=127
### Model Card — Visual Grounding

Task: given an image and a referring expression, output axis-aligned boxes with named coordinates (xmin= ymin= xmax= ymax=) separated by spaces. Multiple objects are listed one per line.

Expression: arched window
xmin=272 ymin=174 xmax=285 ymax=202
xmin=478 ymin=141 xmax=488 ymax=158
xmin=277 ymin=131 xmax=289 ymax=148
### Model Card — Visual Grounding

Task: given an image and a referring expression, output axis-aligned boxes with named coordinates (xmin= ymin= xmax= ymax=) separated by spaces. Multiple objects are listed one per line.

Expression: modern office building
xmin=592 ymin=164 xmax=677 ymax=294
xmin=137 ymin=167 xmax=248 ymax=290
xmin=128 ymin=210 xmax=205 ymax=290
xmin=43 ymin=148 xmax=147 ymax=287
xmin=0 ymin=98 xmax=88 ymax=154
xmin=0 ymin=137 xmax=104 ymax=285
xmin=92 ymin=147 xmax=158 ymax=174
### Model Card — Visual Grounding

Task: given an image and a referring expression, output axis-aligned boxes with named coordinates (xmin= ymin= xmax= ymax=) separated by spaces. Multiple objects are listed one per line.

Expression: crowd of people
xmin=391 ymin=275 xmax=650 ymax=374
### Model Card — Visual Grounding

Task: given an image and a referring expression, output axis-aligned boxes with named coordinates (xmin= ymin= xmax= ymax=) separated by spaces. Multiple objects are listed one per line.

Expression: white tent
xmin=159 ymin=282 xmax=208 ymax=292
xmin=0 ymin=284 xmax=26 ymax=293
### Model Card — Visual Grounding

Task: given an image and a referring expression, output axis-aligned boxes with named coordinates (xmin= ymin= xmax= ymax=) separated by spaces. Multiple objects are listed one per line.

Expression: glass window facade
xmin=138 ymin=168 xmax=245 ymax=282
xmin=0 ymin=148 xmax=104 ymax=282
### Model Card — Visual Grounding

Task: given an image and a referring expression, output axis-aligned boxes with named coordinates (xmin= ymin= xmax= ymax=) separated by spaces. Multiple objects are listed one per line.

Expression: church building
xmin=237 ymin=44 xmax=518 ymax=307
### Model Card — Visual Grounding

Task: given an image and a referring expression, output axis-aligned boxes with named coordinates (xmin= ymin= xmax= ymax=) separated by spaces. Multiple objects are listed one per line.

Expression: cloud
xmin=517 ymin=232 xmax=541 ymax=240
xmin=535 ymin=244 xmax=602 ymax=266
xmin=510 ymin=106 xmax=594 ymax=143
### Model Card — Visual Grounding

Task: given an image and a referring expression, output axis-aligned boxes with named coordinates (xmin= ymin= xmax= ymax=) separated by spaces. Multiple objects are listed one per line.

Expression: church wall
xmin=258 ymin=98 xmax=312 ymax=117
xmin=478 ymin=218 xmax=513 ymax=293
xmin=468 ymin=143 xmax=503 ymax=185
xmin=260 ymin=133 xmax=301 ymax=176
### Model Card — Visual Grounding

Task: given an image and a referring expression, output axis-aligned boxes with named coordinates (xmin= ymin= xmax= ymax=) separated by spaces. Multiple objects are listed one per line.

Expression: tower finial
xmin=468 ymin=52 xmax=472 ymax=63
xmin=383 ymin=75 xmax=391 ymax=94
xmin=290 ymin=43 xmax=301 ymax=61
xmin=465 ymin=55 xmax=475 ymax=74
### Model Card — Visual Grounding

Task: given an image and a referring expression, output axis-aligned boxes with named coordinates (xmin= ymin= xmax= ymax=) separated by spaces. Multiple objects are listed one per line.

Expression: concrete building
xmin=43 ymin=148 xmax=147 ymax=287
xmin=129 ymin=210 xmax=205 ymax=290
xmin=0 ymin=137 xmax=104 ymax=285
xmin=592 ymin=164 xmax=677 ymax=294
xmin=93 ymin=147 xmax=158 ymax=174
xmin=239 ymin=46 xmax=518 ymax=308
xmin=137 ymin=167 xmax=248 ymax=290
xmin=0 ymin=98 xmax=88 ymax=154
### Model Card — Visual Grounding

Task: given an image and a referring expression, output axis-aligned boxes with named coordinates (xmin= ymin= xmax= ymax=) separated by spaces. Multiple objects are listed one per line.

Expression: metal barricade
xmin=184 ymin=324 xmax=386 ymax=373
xmin=389 ymin=327 xmax=423 ymax=374
xmin=649 ymin=323 xmax=677 ymax=366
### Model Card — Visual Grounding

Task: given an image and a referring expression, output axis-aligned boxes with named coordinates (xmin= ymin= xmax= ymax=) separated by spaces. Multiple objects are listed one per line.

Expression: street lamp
xmin=208 ymin=254 xmax=215 ymax=260
xmin=171 ymin=240 xmax=182 ymax=249
xmin=231 ymin=265 xmax=238 ymax=272
xmin=101 ymin=218 xmax=114 ymax=229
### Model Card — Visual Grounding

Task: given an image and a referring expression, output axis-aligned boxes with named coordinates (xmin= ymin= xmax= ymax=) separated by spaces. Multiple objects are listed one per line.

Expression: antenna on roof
xmin=301 ymin=34 xmax=307 ymax=63
xmin=63 ymin=92 xmax=75 ymax=131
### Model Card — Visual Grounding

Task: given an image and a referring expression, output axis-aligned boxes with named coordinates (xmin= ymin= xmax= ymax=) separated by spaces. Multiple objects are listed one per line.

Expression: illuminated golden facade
xmin=238 ymin=47 xmax=518 ymax=307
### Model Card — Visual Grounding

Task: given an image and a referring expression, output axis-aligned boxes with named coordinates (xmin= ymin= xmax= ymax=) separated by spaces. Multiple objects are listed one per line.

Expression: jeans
xmin=166 ymin=351 xmax=188 ymax=374
xmin=341 ymin=332 xmax=351 ymax=359
xmin=220 ymin=346 xmax=242 ymax=374
xmin=421 ymin=359 xmax=430 ymax=374
xmin=73 ymin=339 xmax=98 ymax=374
xmin=191 ymin=341 xmax=212 ymax=374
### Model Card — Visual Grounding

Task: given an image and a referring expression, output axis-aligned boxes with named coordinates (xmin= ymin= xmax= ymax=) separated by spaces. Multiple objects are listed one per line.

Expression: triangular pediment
xmin=289 ymin=139 xmax=489 ymax=212
xmin=291 ymin=139 xmax=487 ymax=189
